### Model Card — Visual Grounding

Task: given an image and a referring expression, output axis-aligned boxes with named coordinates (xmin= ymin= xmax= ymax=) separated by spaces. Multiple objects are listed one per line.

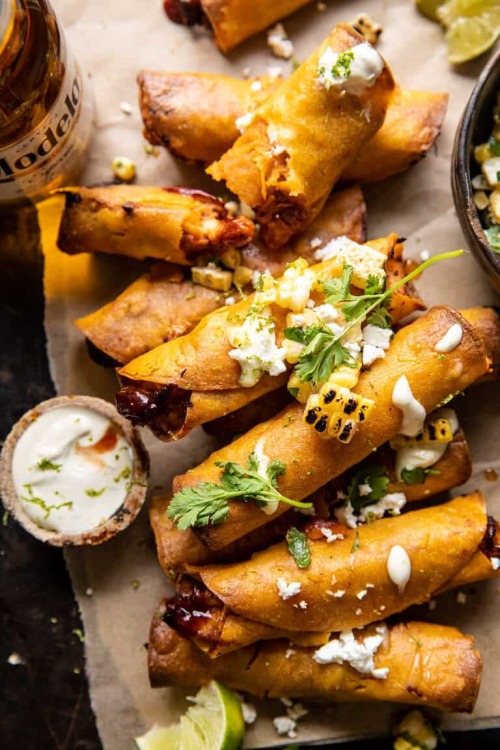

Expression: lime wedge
xmin=437 ymin=0 xmax=499 ymax=26
xmin=445 ymin=11 xmax=500 ymax=63
xmin=415 ymin=0 xmax=446 ymax=22
xmin=135 ymin=681 xmax=245 ymax=750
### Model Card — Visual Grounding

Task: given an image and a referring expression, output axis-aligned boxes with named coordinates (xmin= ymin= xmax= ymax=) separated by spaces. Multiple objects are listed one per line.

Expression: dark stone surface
xmin=0 ymin=206 xmax=499 ymax=749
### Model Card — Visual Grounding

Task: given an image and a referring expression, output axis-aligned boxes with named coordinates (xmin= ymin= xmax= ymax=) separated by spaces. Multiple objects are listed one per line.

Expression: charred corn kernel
xmin=111 ymin=156 xmax=136 ymax=182
xmin=254 ymin=273 xmax=277 ymax=305
xmin=286 ymin=309 xmax=320 ymax=329
xmin=276 ymin=259 xmax=316 ymax=312
xmin=350 ymin=13 xmax=382 ymax=45
xmin=393 ymin=710 xmax=439 ymax=750
xmin=471 ymin=173 xmax=490 ymax=190
xmin=490 ymin=188 xmax=500 ymax=223
xmin=390 ymin=416 xmax=453 ymax=450
xmin=475 ymin=143 xmax=492 ymax=164
xmin=219 ymin=248 xmax=241 ymax=270
xmin=473 ymin=190 xmax=490 ymax=210
xmin=233 ymin=265 xmax=254 ymax=287
xmin=482 ymin=156 xmax=500 ymax=187
xmin=282 ymin=338 xmax=304 ymax=364
xmin=303 ymin=381 xmax=374 ymax=442
xmin=287 ymin=372 xmax=314 ymax=403
xmin=192 ymin=265 xmax=233 ymax=292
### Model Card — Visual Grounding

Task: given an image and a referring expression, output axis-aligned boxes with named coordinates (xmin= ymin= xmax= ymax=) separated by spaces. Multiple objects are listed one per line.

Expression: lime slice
xmin=135 ymin=681 xmax=245 ymax=750
xmin=445 ymin=11 xmax=500 ymax=63
xmin=415 ymin=0 xmax=446 ymax=22
xmin=437 ymin=0 xmax=499 ymax=26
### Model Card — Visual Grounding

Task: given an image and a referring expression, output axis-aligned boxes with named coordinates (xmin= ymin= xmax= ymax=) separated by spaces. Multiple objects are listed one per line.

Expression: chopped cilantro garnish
xmin=286 ymin=527 xmax=312 ymax=569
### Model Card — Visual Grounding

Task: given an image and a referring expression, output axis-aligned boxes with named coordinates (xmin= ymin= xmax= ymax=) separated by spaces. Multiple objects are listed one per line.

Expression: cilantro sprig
xmin=401 ymin=466 xmax=441 ymax=485
xmin=285 ymin=250 xmax=464 ymax=386
xmin=167 ymin=453 xmax=312 ymax=530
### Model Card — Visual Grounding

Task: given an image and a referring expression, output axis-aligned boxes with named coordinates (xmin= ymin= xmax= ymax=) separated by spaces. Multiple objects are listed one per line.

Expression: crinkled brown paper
xmin=41 ymin=0 xmax=500 ymax=746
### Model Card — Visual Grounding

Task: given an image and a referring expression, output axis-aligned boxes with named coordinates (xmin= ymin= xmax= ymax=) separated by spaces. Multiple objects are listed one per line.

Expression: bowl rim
xmin=0 ymin=395 xmax=149 ymax=546
xmin=452 ymin=47 xmax=500 ymax=287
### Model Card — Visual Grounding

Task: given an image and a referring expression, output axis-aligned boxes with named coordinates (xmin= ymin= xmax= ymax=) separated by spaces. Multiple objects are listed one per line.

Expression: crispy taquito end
xmin=190 ymin=493 xmax=499 ymax=635
xmin=173 ymin=306 xmax=490 ymax=550
xmin=149 ymin=612 xmax=482 ymax=713
xmin=162 ymin=579 xmax=330 ymax=657
xmin=341 ymin=88 xmax=449 ymax=183
xmin=460 ymin=306 xmax=500 ymax=380
xmin=115 ymin=235 xmax=421 ymax=438
xmin=138 ymin=70 xmax=280 ymax=163
xmin=75 ymin=264 xmax=223 ymax=365
xmin=77 ymin=186 xmax=367 ymax=367
xmin=56 ymin=185 xmax=254 ymax=263
xmin=207 ymin=25 xmax=395 ymax=248
xmin=139 ymin=71 xmax=447 ymax=182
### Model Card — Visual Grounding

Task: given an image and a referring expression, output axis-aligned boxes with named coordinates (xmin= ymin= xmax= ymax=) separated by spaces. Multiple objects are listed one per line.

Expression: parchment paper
xmin=42 ymin=0 xmax=500 ymax=746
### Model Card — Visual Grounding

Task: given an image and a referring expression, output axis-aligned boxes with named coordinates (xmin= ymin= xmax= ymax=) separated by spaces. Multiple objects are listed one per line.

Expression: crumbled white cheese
xmin=7 ymin=653 xmax=24 ymax=666
xmin=392 ymin=375 xmax=426 ymax=437
xmin=387 ymin=545 xmax=412 ymax=594
xmin=273 ymin=716 xmax=297 ymax=739
xmin=362 ymin=324 xmax=393 ymax=366
xmin=241 ymin=702 xmax=257 ymax=724
xmin=227 ymin=308 xmax=287 ymax=387
xmin=492 ymin=558 xmax=500 ymax=571
xmin=456 ymin=591 xmax=467 ymax=605
xmin=419 ymin=249 xmax=431 ymax=261
xmin=313 ymin=627 xmax=389 ymax=679
xmin=435 ymin=323 xmax=463 ymax=353
xmin=280 ymin=697 xmax=293 ymax=707
xmin=317 ymin=43 xmax=384 ymax=95
xmin=250 ymin=79 xmax=263 ymax=92
xmin=335 ymin=492 xmax=406 ymax=528
xmin=331 ymin=589 xmax=346 ymax=598
xmin=320 ymin=527 xmax=345 ymax=543
xmin=224 ymin=200 xmax=239 ymax=216
xmin=120 ymin=101 xmax=133 ymax=115
xmin=298 ymin=600 xmax=308 ymax=610
xmin=313 ymin=303 xmax=339 ymax=324
xmin=358 ymin=483 xmax=372 ymax=497
xmin=355 ymin=608 xmax=363 ymax=615
xmin=225 ymin=296 xmax=236 ymax=306
xmin=356 ymin=589 xmax=368 ymax=600
xmin=277 ymin=578 xmax=302 ymax=600
xmin=314 ymin=236 xmax=386 ymax=288
xmin=310 ymin=237 xmax=323 ymax=249
xmin=236 ymin=112 xmax=254 ymax=133
xmin=285 ymin=648 xmax=296 ymax=659
xmin=267 ymin=65 xmax=283 ymax=79
xmin=267 ymin=23 xmax=294 ymax=60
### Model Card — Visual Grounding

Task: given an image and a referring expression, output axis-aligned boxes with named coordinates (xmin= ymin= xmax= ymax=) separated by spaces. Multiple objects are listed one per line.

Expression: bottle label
xmin=0 ymin=44 xmax=94 ymax=202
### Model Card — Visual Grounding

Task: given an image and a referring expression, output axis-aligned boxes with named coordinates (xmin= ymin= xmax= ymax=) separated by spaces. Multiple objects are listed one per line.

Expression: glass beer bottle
xmin=0 ymin=0 xmax=94 ymax=205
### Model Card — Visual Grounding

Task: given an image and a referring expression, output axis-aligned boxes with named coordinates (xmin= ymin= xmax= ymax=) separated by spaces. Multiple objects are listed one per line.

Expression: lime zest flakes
xmin=37 ymin=458 xmax=62 ymax=472
xmin=85 ymin=487 xmax=106 ymax=497
xmin=21 ymin=484 xmax=72 ymax=520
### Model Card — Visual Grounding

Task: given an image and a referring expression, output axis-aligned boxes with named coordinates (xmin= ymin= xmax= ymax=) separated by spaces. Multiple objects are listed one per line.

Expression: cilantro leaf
xmin=284 ymin=325 xmax=323 ymax=345
xmin=401 ymin=467 xmax=441 ymax=485
xmin=350 ymin=530 xmax=360 ymax=552
xmin=485 ymin=225 xmax=500 ymax=253
xmin=167 ymin=454 xmax=313 ymax=530
xmin=322 ymin=265 xmax=353 ymax=305
xmin=366 ymin=305 xmax=392 ymax=329
xmin=294 ymin=331 xmax=355 ymax=385
xmin=286 ymin=527 xmax=312 ymax=568
xmin=346 ymin=464 xmax=390 ymax=511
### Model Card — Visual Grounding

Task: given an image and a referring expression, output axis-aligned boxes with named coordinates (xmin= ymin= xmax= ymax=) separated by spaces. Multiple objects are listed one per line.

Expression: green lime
xmin=415 ymin=0 xmax=446 ymax=22
xmin=445 ymin=11 xmax=500 ymax=63
xmin=134 ymin=681 xmax=245 ymax=750
xmin=437 ymin=0 xmax=499 ymax=26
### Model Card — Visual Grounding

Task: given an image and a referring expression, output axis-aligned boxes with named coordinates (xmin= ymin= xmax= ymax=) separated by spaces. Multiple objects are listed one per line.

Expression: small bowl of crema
xmin=0 ymin=395 xmax=149 ymax=546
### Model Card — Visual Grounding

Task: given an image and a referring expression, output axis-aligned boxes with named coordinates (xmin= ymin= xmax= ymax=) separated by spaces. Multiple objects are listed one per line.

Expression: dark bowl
xmin=452 ymin=48 xmax=500 ymax=292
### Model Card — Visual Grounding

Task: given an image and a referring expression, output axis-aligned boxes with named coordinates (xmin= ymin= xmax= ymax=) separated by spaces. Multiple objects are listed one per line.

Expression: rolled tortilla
xmin=150 ymin=422 xmax=472 ymax=577
xmin=75 ymin=185 xmax=367 ymax=366
xmin=115 ymin=235 xmax=421 ymax=438
xmin=148 ymin=612 xmax=482 ymax=713
xmin=164 ymin=0 xmax=312 ymax=52
xmin=56 ymin=185 xmax=255 ymax=263
xmin=188 ymin=493 xmax=499 ymax=635
xmin=172 ymin=305 xmax=490 ymax=549
xmin=138 ymin=70 xmax=447 ymax=180
xmin=207 ymin=25 xmax=395 ymax=247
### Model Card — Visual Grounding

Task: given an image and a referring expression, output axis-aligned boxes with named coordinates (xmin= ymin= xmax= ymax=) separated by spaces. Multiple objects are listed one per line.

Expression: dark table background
xmin=1 ymin=207 xmax=499 ymax=749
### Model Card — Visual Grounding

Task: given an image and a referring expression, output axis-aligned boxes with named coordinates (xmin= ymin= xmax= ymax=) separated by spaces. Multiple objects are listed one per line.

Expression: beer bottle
xmin=0 ymin=0 xmax=94 ymax=205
